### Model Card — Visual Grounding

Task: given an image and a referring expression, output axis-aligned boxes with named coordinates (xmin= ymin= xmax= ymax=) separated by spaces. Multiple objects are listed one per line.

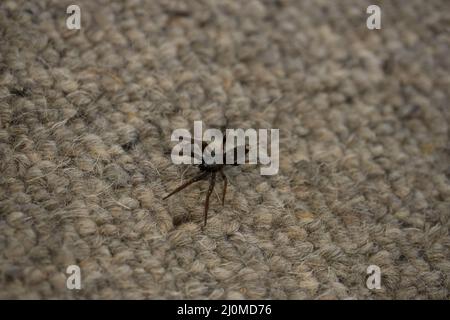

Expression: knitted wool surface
xmin=0 ymin=0 xmax=449 ymax=299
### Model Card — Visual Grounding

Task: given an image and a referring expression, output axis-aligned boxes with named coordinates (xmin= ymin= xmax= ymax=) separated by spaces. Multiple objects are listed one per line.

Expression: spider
xmin=163 ymin=134 xmax=247 ymax=226
xmin=10 ymin=87 xmax=30 ymax=97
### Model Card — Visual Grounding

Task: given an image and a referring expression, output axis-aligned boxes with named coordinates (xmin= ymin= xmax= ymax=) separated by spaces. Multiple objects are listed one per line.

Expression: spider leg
xmin=204 ymin=172 xmax=216 ymax=226
xmin=220 ymin=169 xmax=227 ymax=206
xmin=163 ymin=171 xmax=209 ymax=200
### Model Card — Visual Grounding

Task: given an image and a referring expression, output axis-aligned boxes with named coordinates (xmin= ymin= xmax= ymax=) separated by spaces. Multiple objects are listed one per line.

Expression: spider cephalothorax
xmin=163 ymin=134 xmax=247 ymax=226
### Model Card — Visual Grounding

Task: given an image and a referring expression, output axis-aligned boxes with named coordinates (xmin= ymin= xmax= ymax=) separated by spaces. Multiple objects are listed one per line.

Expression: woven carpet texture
xmin=0 ymin=0 xmax=449 ymax=299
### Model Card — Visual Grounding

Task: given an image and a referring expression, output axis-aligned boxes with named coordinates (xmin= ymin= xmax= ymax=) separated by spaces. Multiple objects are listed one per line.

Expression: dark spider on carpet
xmin=163 ymin=133 xmax=248 ymax=226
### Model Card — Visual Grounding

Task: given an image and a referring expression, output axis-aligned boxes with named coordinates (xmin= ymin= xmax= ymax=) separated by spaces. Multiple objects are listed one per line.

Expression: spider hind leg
xmin=203 ymin=172 xmax=216 ymax=226
xmin=220 ymin=169 xmax=227 ymax=206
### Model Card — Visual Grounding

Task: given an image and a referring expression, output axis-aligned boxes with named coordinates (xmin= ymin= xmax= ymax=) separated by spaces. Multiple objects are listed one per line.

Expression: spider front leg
xmin=203 ymin=172 xmax=216 ymax=226
xmin=163 ymin=171 xmax=209 ymax=200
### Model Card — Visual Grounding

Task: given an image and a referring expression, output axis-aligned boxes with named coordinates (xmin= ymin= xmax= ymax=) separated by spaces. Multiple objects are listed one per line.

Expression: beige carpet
xmin=0 ymin=0 xmax=449 ymax=299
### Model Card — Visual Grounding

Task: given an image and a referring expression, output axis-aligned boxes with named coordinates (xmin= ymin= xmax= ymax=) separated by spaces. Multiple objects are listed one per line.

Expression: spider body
xmin=163 ymin=135 xmax=245 ymax=226
xmin=199 ymin=163 xmax=223 ymax=172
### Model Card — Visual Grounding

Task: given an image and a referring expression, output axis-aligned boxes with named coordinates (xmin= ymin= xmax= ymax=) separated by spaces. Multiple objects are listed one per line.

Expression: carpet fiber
xmin=0 ymin=0 xmax=449 ymax=299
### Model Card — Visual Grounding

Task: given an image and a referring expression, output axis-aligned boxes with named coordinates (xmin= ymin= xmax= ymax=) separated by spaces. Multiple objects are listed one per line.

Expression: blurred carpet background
xmin=0 ymin=0 xmax=449 ymax=299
